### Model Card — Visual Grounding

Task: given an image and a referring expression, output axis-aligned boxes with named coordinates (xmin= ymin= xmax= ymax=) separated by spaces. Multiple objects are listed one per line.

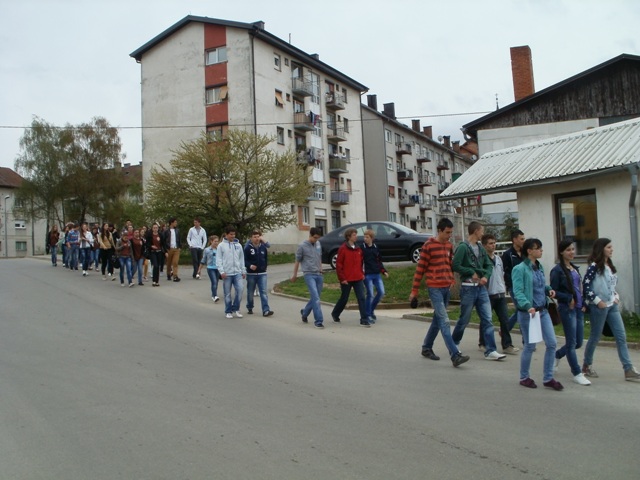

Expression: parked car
xmin=320 ymin=221 xmax=432 ymax=269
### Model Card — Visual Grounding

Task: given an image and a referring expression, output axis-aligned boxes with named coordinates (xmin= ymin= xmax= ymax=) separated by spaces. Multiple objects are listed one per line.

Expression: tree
xmin=145 ymin=130 xmax=312 ymax=238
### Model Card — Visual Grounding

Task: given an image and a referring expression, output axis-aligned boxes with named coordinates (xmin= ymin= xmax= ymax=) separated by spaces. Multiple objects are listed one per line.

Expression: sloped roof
xmin=441 ymin=117 xmax=640 ymax=199
xmin=0 ymin=167 xmax=23 ymax=188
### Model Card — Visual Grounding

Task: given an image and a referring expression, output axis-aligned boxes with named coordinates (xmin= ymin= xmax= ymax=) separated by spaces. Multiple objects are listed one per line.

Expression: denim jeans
xmin=50 ymin=245 xmax=58 ymax=265
xmin=92 ymin=249 xmax=100 ymax=269
xmin=223 ymin=274 xmax=244 ymax=314
xmin=62 ymin=243 xmax=68 ymax=266
xmin=555 ymin=305 xmax=584 ymax=375
xmin=452 ymin=286 xmax=497 ymax=354
xmin=583 ymin=303 xmax=632 ymax=371
xmin=518 ymin=310 xmax=557 ymax=382
xmin=80 ymin=247 xmax=91 ymax=271
xmin=303 ymin=273 xmax=324 ymax=326
xmin=423 ymin=287 xmax=460 ymax=358
xmin=246 ymin=274 xmax=270 ymax=313
xmin=69 ymin=244 xmax=79 ymax=269
xmin=332 ymin=280 xmax=368 ymax=322
xmin=119 ymin=257 xmax=133 ymax=284
xmin=133 ymin=257 xmax=144 ymax=284
xmin=207 ymin=268 xmax=219 ymax=298
xmin=364 ymin=273 xmax=385 ymax=318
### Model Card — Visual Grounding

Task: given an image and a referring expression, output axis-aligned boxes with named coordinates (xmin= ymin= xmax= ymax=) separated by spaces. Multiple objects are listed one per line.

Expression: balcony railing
xmin=327 ymin=123 xmax=347 ymax=142
xmin=397 ymin=169 xmax=414 ymax=182
xmin=419 ymin=201 xmax=433 ymax=211
xmin=438 ymin=181 xmax=450 ymax=193
xmin=418 ymin=174 xmax=433 ymax=186
xmin=331 ymin=190 xmax=350 ymax=205
xmin=329 ymin=157 xmax=349 ymax=174
xmin=293 ymin=112 xmax=315 ymax=131
xmin=417 ymin=153 xmax=431 ymax=163
xmin=292 ymin=76 xmax=313 ymax=96
xmin=396 ymin=142 xmax=412 ymax=155
xmin=325 ymin=91 xmax=345 ymax=110
xmin=399 ymin=195 xmax=417 ymax=207
xmin=437 ymin=159 xmax=450 ymax=170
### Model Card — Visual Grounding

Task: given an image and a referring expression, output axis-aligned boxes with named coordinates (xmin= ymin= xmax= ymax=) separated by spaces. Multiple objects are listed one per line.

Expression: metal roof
xmin=441 ymin=117 xmax=640 ymax=199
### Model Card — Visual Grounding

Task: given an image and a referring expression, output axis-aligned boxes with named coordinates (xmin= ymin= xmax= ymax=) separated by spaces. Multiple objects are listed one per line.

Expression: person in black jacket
xmin=361 ymin=229 xmax=388 ymax=323
xmin=163 ymin=217 xmax=182 ymax=282
xmin=501 ymin=229 xmax=525 ymax=331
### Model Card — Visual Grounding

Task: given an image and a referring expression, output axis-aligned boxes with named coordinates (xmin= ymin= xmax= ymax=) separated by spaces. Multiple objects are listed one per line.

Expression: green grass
xmin=276 ymin=264 xmax=640 ymax=342
xmin=178 ymin=249 xmax=294 ymax=265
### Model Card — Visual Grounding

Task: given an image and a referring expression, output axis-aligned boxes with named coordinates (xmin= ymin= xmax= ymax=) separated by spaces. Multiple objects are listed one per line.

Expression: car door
xmin=371 ymin=223 xmax=403 ymax=260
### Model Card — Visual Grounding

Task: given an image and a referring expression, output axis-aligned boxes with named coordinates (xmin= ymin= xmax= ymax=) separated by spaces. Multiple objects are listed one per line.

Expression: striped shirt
xmin=411 ymin=237 xmax=455 ymax=294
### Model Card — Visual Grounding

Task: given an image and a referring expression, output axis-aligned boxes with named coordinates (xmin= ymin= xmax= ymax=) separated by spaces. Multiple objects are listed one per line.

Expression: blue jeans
xmin=364 ymin=273 xmax=385 ymax=319
xmin=555 ymin=305 xmax=584 ymax=376
xmin=423 ymin=287 xmax=460 ymax=359
xmin=223 ymin=274 xmax=244 ymax=314
xmin=92 ymin=249 xmax=100 ymax=269
xmin=452 ymin=286 xmax=497 ymax=354
xmin=584 ymin=303 xmax=632 ymax=371
xmin=332 ymin=280 xmax=368 ymax=322
xmin=62 ymin=243 xmax=68 ymax=266
xmin=518 ymin=310 xmax=557 ymax=382
xmin=134 ymin=257 xmax=144 ymax=283
xmin=50 ymin=245 xmax=58 ymax=265
xmin=303 ymin=273 xmax=324 ymax=326
xmin=246 ymin=274 xmax=270 ymax=313
xmin=69 ymin=244 xmax=79 ymax=269
xmin=80 ymin=247 xmax=91 ymax=271
xmin=119 ymin=257 xmax=133 ymax=284
xmin=207 ymin=268 xmax=219 ymax=298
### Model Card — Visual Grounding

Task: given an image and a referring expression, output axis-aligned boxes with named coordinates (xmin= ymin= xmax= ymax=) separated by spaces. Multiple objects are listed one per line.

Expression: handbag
xmin=547 ymin=299 xmax=561 ymax=326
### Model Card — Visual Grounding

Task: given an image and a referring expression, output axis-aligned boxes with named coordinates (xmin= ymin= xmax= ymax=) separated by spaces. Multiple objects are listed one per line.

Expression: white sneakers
xmin=212 ymin=296 xmax=220 ymax=303
xmin=225 ymin=313 xmax=233 ymax=319
xmin=234 ymin=311 xmax=243 ymax=318
xmin=225 ymin=312 xmax=243 ymax=319
xmin=485 ymin=351 xmax=507 ymax=360
xmin=573 ymin=373 xmax=592 ymax=385
xmin=554 ymin=358 xmax=560 ymax=372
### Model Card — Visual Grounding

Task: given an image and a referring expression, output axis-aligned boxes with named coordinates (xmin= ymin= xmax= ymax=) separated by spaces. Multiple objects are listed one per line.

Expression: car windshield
xmin=391 ymin=223 xmax=419 ymax=234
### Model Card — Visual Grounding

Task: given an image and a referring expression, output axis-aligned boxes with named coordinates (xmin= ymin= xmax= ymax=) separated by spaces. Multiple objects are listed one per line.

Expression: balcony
xmin=325 ymin=91 xmax=345 ymax=110
xmin=293 ymin=112 xmax=315 ymax=131
xmin=329 ymin=156 xmax=349 ymax=175
xmin=331 ymin=190 xmax=350 ymax=205
xmin=307 ymin=186 xmax=326 ymax=202
xmin=399 ymin=195 xmax=417 ymax=208
xmin=327 ymin=123 xmax=347 ymax=142
xmin=418 ymin=174 xmax=433 ymax=186
xmin=437 ymin=159 xmax=450 ymax=170
xmin=417 ymin=153 xmax=431 ymax=163
xmin=397 ymin=169 xmax=414 ymax=182
xmin=440 ymin=204 xmax=453 ymax=213
xmin=396 ymin=142 xmax=412 ymax=155
xmin=419 ymin=201 xmax=433 ymax=211
xmin=292 ymin=76 xmax=313 ymax=97
xmin=438 ymin=181 xmax=450 ymax=193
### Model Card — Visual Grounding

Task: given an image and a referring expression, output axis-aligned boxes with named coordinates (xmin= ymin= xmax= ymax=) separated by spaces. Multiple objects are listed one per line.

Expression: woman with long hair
xmin=140 ymin=225 xmax=149 ymax=281
xmin=48 ymin=224 xmax=60 ymax=266
xmin=78 ymin=222 xmax=94 ymax=276
xmin=582 ymin=238 xmax=640 ymax=381
xmin=98 ymin=222 xmax=116 ymax=280
xmin=550 ymin=239 xmax=590 ymax=385
xmin=146 ymin=223 xmax=165 ymax=287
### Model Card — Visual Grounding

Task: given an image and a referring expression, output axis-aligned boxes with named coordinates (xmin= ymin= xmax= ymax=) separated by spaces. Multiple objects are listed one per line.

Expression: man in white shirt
xmin=187 ymin=218 xmax=207 ymax=279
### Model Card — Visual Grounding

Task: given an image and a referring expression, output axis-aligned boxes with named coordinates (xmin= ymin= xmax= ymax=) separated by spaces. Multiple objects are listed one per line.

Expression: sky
xmin=1 ymin=0 xmax=639 ymax=171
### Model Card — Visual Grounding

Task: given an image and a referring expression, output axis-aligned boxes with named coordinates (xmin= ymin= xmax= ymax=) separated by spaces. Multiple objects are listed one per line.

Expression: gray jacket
xmin=216 ymin=238 xmax=246 ymax=276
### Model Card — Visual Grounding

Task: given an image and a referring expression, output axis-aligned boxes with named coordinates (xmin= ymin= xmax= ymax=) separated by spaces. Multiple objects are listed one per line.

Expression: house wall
xmin=361 ymin=108 xmax=389 ymax=221
xmin=517 ymin=171 xmax=639 ymax=312
xmin=0 ymin=189 xmax=47 ymax=258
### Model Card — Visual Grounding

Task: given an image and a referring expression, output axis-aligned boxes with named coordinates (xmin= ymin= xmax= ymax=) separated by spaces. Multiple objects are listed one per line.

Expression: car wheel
xmin=330 ymin=251 xmax=338 ymax=269
xmin=411 ymin=245 xmax=422 ymax=263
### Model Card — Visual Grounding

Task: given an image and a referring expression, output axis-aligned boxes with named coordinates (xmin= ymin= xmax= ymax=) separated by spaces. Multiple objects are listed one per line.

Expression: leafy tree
xmin=145 ymin=130 xmax=312 ymax=238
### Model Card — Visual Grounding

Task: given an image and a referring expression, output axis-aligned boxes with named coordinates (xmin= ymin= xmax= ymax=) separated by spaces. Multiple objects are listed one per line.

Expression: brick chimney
xmin=443 ymin=136 xmax=451 ymax=148
xmin=510 ymin=46 xmax=535 ymax=102
xmin=382 ymin=103 xmax=395 ymax=119
xmin=411 ymin=119 xmax=421 ymax=132
xmin=452 ymin=141 xmax=460 ymax=153
xmin=423 ymin=126 xmax=433 ymax=138
xmin=367 ymin=94 xmax=378 ymax=110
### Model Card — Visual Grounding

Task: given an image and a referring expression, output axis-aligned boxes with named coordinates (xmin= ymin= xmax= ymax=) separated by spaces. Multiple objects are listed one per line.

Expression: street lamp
xmin=4 ymin=195 xmax=9 ymax=258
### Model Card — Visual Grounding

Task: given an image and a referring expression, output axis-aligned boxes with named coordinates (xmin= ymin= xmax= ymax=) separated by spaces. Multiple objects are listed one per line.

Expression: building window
xmin=275 ymin=90 xmax=284 ymax=107
xmin=343 ymin=118 xmax=349 ymax=133
xmin=388 ymin=186 xmax=395 ymax=198
xmin=284 ymin=58 xmax=289 ymax=66
xmin=16 ymin=241 xmax=27 ymax=251
xmin=205 ymin=85 xmax=228 ymax=104
xmin=286 ymin=93 xmax=291 ymax=102
xmin=386 ymin=156 xmax=393 ymax=171
xmin=385 ymin=129 xmax=392 ymax=143
xmin=205 ymin=47 xmax=227 ymax=65
xmin=311 ymin=73 xmax=321 ymax=104
xmin=277 ymin=127 xmax=285 ymax=145
xmin=389 ymin=212 xmax=397 ymax=222
xmin=287 ymin=129 xmax=292 ymax=138
xmin=207 ymin=124 xmax=228 ymax=142
xmin=555 ymin=190 xmax=598 ymax=257
xmin=301 ymin=206 xmax=310 ymax=225
xmin=14 ymin=220 xmax=26 ymax=229
xmin=342 ymin=88 xmax=347 ymax=103
xmin=331 ymin=210 xmax=341 ymax=230
xmin=274 ymin=53 xmax=281 ymax=71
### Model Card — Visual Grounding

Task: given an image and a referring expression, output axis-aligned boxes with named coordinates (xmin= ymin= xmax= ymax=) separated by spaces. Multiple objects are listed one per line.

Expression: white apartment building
xmin=131 ymin=16 xmax=368 ymax=249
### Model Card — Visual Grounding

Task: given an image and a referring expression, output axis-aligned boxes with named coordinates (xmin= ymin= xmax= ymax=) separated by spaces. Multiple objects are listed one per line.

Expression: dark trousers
xmin=150 ymin=251 xmax=163 ymax=283
xmin=331 ymin=280 xmax=368 ymax=321
xmin=190 ymin=247 xmax=204 ymax=277
xmin=479 ymin=295 xmax=513 ymax=349
xmin=100 ymin=248 xmax=114 ymax=275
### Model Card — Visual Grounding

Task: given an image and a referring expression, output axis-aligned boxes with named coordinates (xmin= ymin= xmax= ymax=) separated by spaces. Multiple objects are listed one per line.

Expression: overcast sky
xmin=1 ymin=0 xmax=639 ymax=170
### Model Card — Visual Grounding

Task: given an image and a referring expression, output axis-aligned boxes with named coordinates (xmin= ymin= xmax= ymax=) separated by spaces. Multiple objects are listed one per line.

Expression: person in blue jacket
xmin=361 ymin=229 xmax=388 ymax=323
xmin=244 ymin=230 xmax=273 ymax=317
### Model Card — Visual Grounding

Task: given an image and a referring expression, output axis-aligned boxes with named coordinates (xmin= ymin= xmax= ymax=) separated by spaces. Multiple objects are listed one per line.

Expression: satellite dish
xmin=471 ymin=155 xmax=478 ymax=161
xmin=437 ymin=135 xmax=444 ymax=142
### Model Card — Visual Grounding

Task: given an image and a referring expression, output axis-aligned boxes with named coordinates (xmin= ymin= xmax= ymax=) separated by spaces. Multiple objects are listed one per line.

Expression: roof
xmin=0 ymin=167 xmax=23 ymax=188
xmin=441 ymin=117 xmax=640 ymax=199
xmin=462 ymin=53 xmax=640 ymax=135
xmin=130 ymin=16 xmax=368 ymax=92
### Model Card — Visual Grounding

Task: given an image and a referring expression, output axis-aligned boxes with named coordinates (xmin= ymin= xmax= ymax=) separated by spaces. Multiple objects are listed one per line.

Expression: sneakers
xmin=573 ymin=373 xmax=592 ymax=385
xmin=247 ymin=309 xmax=253 ymax=315
xmin=582 ymin=364 xmax=599 ymax=378
xmin=624 ymin=366 xmax=640 ymax=382
xmin=421 ymin=349 xmax=440 ymax=361
xmin=213 ymin=296 xmax=220 ymax=303
xmin=103 ymin=276 xmax=107 ymax=281
xmin=543 ymin=379 xmax=564 ymax=391
xmin=82 ymin=270 xmax=87 ymax=276
xmin=300 ymin=309 xmax=308 ymax=323
xmin=263 ymin=311 xmax=274 ymax=317
xmin=520 ymin=378 xmax=537 ymax=388
xmin=554 ymin=357 xmax=560 ymax=372
xmin=138 ymin=282 xmax=144 ymax=286
xmin=121 ymin=283 xmax=125 ymax=287
xmin=451 ymin=353 xmax=470 ymax=367
xmin=478 ymin=344 xmax=485 ymax=352
xmin=332 ymin=315 xmax=341 ymax=323
xmin=129 ymin=283 xmax=135 ymax=288
xmin=225 ymin=313 xmax=233 ymax=319
xmin=233 ymin=311 xmax=243 ymax=318
xmin=368 ymin=316 xmax=376 ymax=324
xmin=173 ymin=277 xmax=181 ymax=282
xmin=195 ymin=274 xmax=200 ymax=280
xmin=360 ymin=320 xmax=371 ymax=328
xmin=314 ymin=323 xmax=324 ymax=329
xmin=503 ymin=345 xmax=520 ymax=355
xmin=485 ymin=351 xmax=507 ymax=360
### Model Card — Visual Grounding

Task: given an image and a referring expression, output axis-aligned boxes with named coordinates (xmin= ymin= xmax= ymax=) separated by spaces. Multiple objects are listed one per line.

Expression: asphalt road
xmin=1 ymin=258 xmax=639 ymax=480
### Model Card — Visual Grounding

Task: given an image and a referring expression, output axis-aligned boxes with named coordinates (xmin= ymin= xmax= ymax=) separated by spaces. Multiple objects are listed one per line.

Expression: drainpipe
xmin=250 ymin=32 xmax=257 ymax=134
xmin=628 ymin=162 xmax=640 ymax=315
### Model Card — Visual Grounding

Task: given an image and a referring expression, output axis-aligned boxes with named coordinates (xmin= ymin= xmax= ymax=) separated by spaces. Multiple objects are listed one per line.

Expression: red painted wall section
xmin=204 ymin=24 xmax=228 ymax=126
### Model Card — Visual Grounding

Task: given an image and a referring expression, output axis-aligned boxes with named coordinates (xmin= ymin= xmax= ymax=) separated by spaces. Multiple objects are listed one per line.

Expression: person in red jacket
xmin=331 ymin=228 xmax=370 ymax=327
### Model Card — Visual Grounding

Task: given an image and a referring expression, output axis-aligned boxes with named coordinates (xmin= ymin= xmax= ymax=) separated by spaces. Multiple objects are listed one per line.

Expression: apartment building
xmin=131 ymin=16 xmax=368 ymax=248
xmin=361 ymin=96 xmax=479 ymax=239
